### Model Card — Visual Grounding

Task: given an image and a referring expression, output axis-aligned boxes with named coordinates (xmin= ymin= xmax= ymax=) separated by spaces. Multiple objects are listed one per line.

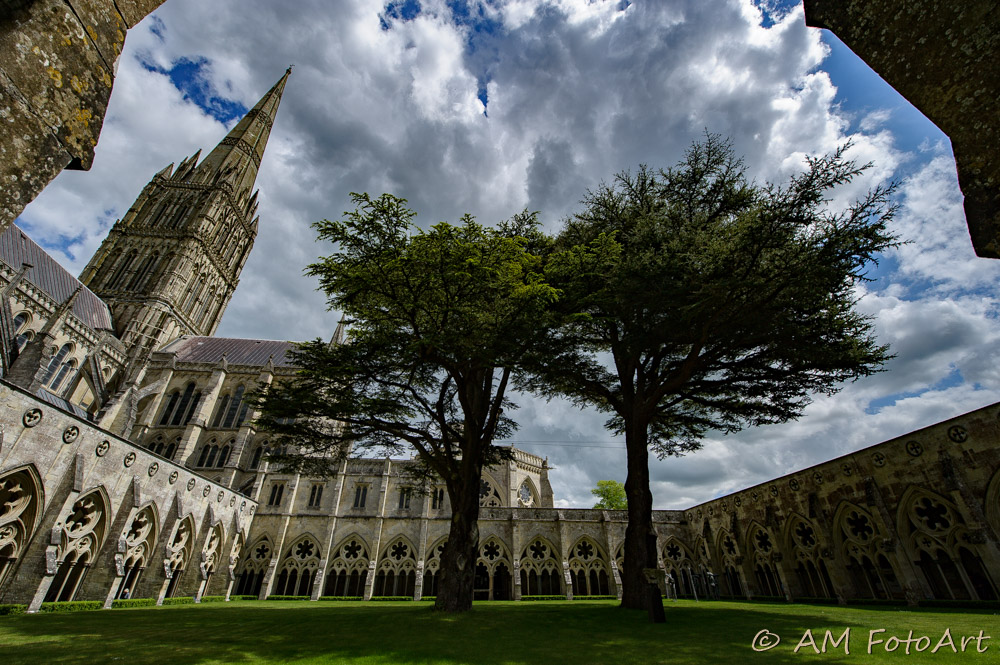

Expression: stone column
xmin=131 ymin=368 xmax=174 ymax=442
xmin=311 ymin=561 xmax=326 ymax=601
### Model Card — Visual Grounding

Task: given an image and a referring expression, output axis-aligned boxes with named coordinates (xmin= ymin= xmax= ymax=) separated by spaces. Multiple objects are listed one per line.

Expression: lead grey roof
xmin=0 ymin=226 xmax=114 ymax=331
xmin=159 ymin=336 xmax=299 ymax=367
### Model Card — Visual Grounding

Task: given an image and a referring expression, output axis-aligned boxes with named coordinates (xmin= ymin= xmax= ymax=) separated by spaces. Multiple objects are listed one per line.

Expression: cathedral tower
xmin=80 ymin=68 xmax=291 ymax=366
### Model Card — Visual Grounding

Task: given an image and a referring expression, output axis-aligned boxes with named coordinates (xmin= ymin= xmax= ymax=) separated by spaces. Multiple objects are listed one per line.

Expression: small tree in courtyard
xmin=254 ymin=193 xmax=556 ymax=612
xmin=592 ymin=480 xmax=628 ymax=510
xmin=529 ymin=135 xmax=898 ymax=619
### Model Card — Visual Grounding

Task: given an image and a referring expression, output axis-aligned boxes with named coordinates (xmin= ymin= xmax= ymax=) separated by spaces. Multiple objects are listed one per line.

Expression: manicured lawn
xmin=0 ymin=599 xmax=997 ymax=664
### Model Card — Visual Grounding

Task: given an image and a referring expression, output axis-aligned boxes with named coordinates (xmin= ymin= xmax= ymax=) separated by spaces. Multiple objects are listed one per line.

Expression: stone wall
xmin=0 ymin=0 xmax=166 ymax=233
xmin=0 ymin=380 xmax=255 ymax=608
xmin=803 ymin=0 xmax=1000 ymax=258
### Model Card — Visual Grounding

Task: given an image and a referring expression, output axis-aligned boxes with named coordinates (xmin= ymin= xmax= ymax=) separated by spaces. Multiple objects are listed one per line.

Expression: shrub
xmin=0 ymin=604 xmax=27 ymax=616
xmin=111 ymin=598 xmax=156 ymax=609
xmin=199 ymin=595 xmax=226 ymax=603
xmin=162 ymin=597 xmax=195 ymax=606
xmin=265 ymin=595 xmax=310 ymax=601
xmin=39 ymin=601 xmax=103 ymax=613
xmin=229 ymin=595 xmax=259 ymax=601
xmin=369 ymin=596 xmax=414 ymax=601
xmin=319 ymin=596 xmax=364 ymax=601
xmin=520 ymin=595 xmax=566 ymax=601
xmin=918 ymin=599 xmax=1000 ymax=610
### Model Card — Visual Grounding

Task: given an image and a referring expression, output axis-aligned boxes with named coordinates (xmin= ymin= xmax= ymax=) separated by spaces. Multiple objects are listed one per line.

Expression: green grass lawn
xmin=1 ymin=599 xmax=997 ymax=664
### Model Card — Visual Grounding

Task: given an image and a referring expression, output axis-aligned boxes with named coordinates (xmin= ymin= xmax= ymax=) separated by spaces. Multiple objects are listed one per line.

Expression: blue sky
xmin=17 ymin=0 xmax=1000 ymax=509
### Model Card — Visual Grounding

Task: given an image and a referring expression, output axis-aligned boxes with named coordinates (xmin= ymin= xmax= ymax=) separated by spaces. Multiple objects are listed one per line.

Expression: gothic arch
xmin=421 ymin=536 xmax=449 ymax=597
xmin=374 ymin=535 xmax=417 ymax=597
xmin=45 ymin=486 xmax=112 ymax=602
xmin=475 ymin=536 xmax=512 ymax=600
xmin=479 ymin=473 xmax=503 ymax=507
xmin=715 ymin=528 xmax=744 ymax=597
xmin=163 ymin=515 xmax=196 ymax=599
xmin=113 ymin=502 xmax=159 ymax=600
xmin=0 ymin=465 xmax=44 ymax=591
xmin=745 ymin=521 xmax=783 ymax=598
xmin=983 ymin=466 xmax=1000 ymax=536
xmin=274 ymin=533 xmax=321 ymax=597
xmin=783 ymin=512 xmax=834 ymax=599
xmin=662 ymin=536 xmax=696 ymax=597
xmin=568 ymin=536 xmax=610 ymax=597
xmin=831 ymin=501 xmax=902 ymax=600
xmin=516 ymin=478 xmax=539 ymax=507
xmin=896 ymin=485 xmax=997 ymax=601
xmin=234 ymin=535 xmax=272 ymax=596
xmin=518 ymin=536 xmax=561 ymax=596
xmin=323 ymin=534 xmax=371 ymax=597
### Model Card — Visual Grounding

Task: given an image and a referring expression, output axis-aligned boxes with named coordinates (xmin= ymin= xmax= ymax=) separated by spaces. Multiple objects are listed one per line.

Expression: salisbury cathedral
xmin=2 ymin=69 xmax=999 ymax=613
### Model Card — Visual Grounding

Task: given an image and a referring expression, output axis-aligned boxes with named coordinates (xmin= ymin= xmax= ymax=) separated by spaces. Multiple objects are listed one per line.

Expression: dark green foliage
xmin=198 ymin=596 xmax=227 ymax=603
xmin=0 ymin=604 xmax=26 ymax=616
xmin=264 ymin=596 xmax=311 ymax=601
xmin=319 ymin=596 xmax=364 ymax=601
xmin=532 ymin=135 xmax=898 ymax=613
xmin=38 ymin=601 xmax=103 ymax=613
xmin=368 ymin=596 xmax=416 ymax=601
xmin=161 ymin=597 xmax=194 ymax=606
xmin=111 ymin=598 xmax=156 ymax=609
xmin=254 ymin=194 xmax=557 ymax=612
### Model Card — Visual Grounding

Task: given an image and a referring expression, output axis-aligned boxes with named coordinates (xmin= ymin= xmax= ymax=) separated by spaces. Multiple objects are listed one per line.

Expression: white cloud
xmin=15 ymin=0 xmax=992 ymax=509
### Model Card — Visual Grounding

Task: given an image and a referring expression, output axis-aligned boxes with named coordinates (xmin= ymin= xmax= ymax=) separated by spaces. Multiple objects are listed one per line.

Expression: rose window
xmin=529 ymin=540 xmax=548 ymax=560
xmin=914 ymin=498 xmax=950 ymax=532
xmin=576 ymin=541 xmax=594 ymax=560
xmin=295 ymin=541 xmax=315 ymax=559
xmin=754 ymin=530 xmax=772 ymax=553
xmin=390 ymin=542 xmax=409 ymax=561
xmin=255 ymin=543 xmax=270 ymax=559
xmin=482 ymin=542 xmax=501 ymax=561
xmin=343 ymin=540 xmax=362 ymax=559
xmin=665 ymin=543 xmax=682 ymax=561
xmin=846 ymin=512 xmax=874 ymax=541
xmin=794 ymin=522 xmax=816 ymax=548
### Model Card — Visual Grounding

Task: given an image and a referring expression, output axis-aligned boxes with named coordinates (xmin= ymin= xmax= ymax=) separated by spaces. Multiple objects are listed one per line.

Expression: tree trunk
xmin=434 ymin=468 xmax=482 ymax=612
xmin=620 ymin=417 xmax=665 ymax=621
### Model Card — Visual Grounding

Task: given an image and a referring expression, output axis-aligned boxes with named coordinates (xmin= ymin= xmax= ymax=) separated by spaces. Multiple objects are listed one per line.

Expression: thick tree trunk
xmin=434 ymin=467 xmax=483 ymax=612
xmin=620 ymin=418 xmax=665 ymax=621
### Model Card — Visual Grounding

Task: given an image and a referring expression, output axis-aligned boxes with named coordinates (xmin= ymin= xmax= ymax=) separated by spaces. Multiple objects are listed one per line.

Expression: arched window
xmin=197 ymin=442 xmax=214 ymax=468
xmin=205 ymin=445 xmax=219 ymax=468
xmin=158 ymin=391 xmax=181 ymax=426
xmin=108 ymin=250 xmax=138 ymax=289
xmin=211 ymin=394 xmax=231 ymax=428
xmin=49 ymin=358 xmax=78 ymax=393
xmin=164 ymin=439 xmax=179 ymax=460
xmin=223 ymin=385 xmax=245 ymax=428
xmin=126 ymin=251 xmax=159 ymax=290
xmin=11 ymin=312 xmax=30 ymax=351
xmin=182 ymin=274 xmax=205 ymax=311
xmin=217 ymin=444 xmax=231 ymax=468
xmin=15 ymin=329 xmax=33 ymax=352
xmin=182 ymin=392 xmax=202 ymax=425
xmin=250 ymin=446 xmax=264 ymax=470
xmin=169 ymin=383 xmax=196 ymax=426
xmin=41 ymin=343 xmax=72 ymax=386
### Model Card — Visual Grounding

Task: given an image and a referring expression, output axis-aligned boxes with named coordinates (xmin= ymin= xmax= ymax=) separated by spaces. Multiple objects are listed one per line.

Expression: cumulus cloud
xmin=15 ymin=0 xmax=994 ymax=508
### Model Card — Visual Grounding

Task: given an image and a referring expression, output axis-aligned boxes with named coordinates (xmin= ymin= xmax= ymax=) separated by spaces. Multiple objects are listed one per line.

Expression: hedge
xmin=0 ymin=604 xmax=26 ymax=616
xmin=369 ymin=596 xmax=414 ymax=601
xmin=265 ymin=595 xmax=310 ymax=601
xmin=319 ymin=596 xmax=364 ymax=601
xmin=229 ymin=595 xmax=259 ymax=601
xmin=39 ymin=601 xmax=103 ymax=613
xmin=918 ymin=599 xmax=1000 ymax=610
xmin=162 ymin=597 xmax=195 ymax=606
xmin=111 ymin=598 xmax=156 ymax=609
xmin=520 ymin=595 xmax=567 ymax=601
xmin=199 ymin=595 xmax=227 ymax=603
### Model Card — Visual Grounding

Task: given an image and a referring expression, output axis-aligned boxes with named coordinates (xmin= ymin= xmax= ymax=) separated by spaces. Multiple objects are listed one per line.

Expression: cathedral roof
xmin=159 ymin=335 xmax=299 ymax=367
xmin=0 ymin=226 xmax=114 ymax=331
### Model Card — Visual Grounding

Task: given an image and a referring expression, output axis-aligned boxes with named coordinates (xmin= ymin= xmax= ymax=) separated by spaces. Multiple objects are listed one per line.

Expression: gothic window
xmin=0 ymin=468 xmax=41 ymax=590
xmin=234 ymin=537 xmax=270 ymax=597
xmin=250 ymin=445 xmax=265 ymax=470
xmin=211 ymin=394 xmax=231 ymax=427
xmin=108 ymin=250 xmax=138 ymax=289
xmin=519 ymin=538 xmax=561 ymax=596
xmin=183 ymin=274 xmax=205 ymax=311
xmin=274 ymin=536 xmax=321 ymax=596
xmin=11 ymin=312 xmax=31 ymax=351
xmin=268 ymin=483 xmax=285 ymax=507
xmin=15 ymin=329 xmax=33 ymax=352
xmin=165 ymin=438 xmax=179 ymax=460
xmin=127 ymin=251 xmax=159 ymax=290
xmin=353 ymin=485 xmax=368 ymax=509
xmin=474 ymin=538 xmax=512 ymax=600
xmin=49 ymin=358 xmax=78 ymax=394
xmin=164 ymin=517 xmax=194 ymax=599
xmin=45 ymin=489 xmax=109 ymax=602
xmin=223 ymin=385 xmax=245 ymax=428
xmin=217 ymin=444 xmax=231 ymax=468
xmin=308 ymin=484 xmax=324 ymax=508
xmin=182 ymin=392 xmax=202 ymax=425
xmin=397 ymin=487 xmax=412 ymax=511
xmin=373 ymin=538 xmax=417 ymax=598
xmin=324 ymin=537 xmax=370 ymax=597
xmin=169 ymin=383 xmax=196 ymax=426
xmin=479 ymin=477 xmax=502 ymax=507
xmin=834 ymin=502 xmax=902 ymax=601
xmin=518 ymin=481 xmax=536 ymax=507
xmin=431 ymin=487 xmax=445 ymax=510
xmin=41 ymin=343 xmax=72 ymax=386
xmin=114 ymin=504 xmax=158 ymax=600
xmin=200 ymin=523 xmax=225 ymax=591
xmin=786 ymin=515 xmax=833 ymax=599
xmin=159 ymin=391 xmax=181 ymax=426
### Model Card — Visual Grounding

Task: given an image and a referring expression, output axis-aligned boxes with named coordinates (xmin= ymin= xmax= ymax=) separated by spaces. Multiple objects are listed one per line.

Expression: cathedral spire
xmin=194 ymin=67 xmax=292 ymax=198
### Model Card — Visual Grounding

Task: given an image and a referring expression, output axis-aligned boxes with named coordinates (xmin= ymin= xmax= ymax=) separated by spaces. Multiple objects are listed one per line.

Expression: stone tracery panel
xmin=45 ymin=489 xmax=110 ymax=602
xmin=324 ymin=535 xmax=371 ymax=597
xmin=0 ymin=468 xmax=41 ymax=590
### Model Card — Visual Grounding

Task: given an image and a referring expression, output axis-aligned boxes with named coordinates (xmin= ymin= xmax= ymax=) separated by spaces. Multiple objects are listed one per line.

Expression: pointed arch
xmin=114 ymin=502 xmax=159 ymax=599
xmin=0 ymin=465 xmax=44 ymax=590
xmin=373 ymin=535 xmax=416 ymax=598
xmin=516 ymin=478 xmax=539 ymax=507
xmin=567 ymin=535 xmax=610 ymax=597
xmin=715 ymin=528 xmax=744 ymax=597
xmin=783 ymin=512 xmax=833 ymax=599
xmin=474 ymin=536 xmax=512 ymax=600
xmin=517 ymin=535 xmax=560 ymax=596
xmin=832 ymin=500 xmax=901 ymax=600
xmin=478 ymin=473 xmax=504 ymax=507
xmin=234 ymin=535 xmax=272 ymax=596
xmin=163 ymin=514 xmax=196 ymax=599
xmin=45 ymin=486 xmax=112 ymax=602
